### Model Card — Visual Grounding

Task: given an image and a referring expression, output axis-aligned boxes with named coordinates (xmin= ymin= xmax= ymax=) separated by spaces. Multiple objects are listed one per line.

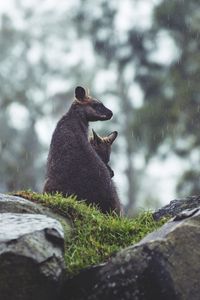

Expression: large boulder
xmin=62 ymin=206 xmax=200 ymax=300
xmin=0 ymin=212 xmax=65 ymax=300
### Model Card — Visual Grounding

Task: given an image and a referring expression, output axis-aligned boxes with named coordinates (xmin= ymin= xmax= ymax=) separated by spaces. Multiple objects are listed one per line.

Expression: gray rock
xmin=0 ymin=193 xmax=71 ymax=233
xmin=62 ymin=207 xmax=200 ymax=300
xmin=0 ymin=193 xmax=46 ymax=214
xmin=153 ymin=194 xmax=200 ymax=220
xmin=0 ymin=213 xmax=65 ymax=300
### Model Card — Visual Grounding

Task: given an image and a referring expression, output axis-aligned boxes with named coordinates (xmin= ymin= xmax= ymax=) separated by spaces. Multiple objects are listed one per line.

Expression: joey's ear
xmin=92 ymin=129 xmax=102 ymax=144
xmin=107 ymin=131 xmax=118 ymax=144
xmin=75 ymin=86 xmax=86 ymax=101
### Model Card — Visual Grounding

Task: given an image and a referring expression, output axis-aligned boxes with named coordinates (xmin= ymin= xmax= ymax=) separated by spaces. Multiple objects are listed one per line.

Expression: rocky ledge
xmin=1 ymin=193 xmax=200 ymax=300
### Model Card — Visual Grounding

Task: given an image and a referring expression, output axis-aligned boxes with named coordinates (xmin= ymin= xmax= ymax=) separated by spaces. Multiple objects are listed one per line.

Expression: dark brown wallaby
xmin=43 ymin=86 xmax=121 ymax=215
xmin=90 ymin=129 xmax=118 ymax=178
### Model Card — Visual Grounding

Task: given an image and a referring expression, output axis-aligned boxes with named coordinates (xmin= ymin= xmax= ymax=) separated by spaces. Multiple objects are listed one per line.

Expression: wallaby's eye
xmin=91 ymin=102 xmax=99 ymax=108
xmin=91 ymin=102 xmax=105 ymax=112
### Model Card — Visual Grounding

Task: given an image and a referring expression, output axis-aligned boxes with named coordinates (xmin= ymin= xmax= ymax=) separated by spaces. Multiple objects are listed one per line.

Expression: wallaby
xmin=90 ymin=129 xmax=118 ymax=178
xmin=43 ymin=86 xmax=121 ymax=215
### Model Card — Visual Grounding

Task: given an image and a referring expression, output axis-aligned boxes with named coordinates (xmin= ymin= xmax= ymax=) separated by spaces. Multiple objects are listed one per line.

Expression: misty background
xmin=1 ymin=0 xmax=200 ymax=215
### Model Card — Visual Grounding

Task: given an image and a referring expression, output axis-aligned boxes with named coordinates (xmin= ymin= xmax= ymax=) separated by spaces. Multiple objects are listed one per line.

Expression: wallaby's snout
xmin=90 ymin=101 xmax=113 ymax=121
xmin=74 ymin=86 xmax=113 ymax=122
xmin=102 ymin=106 xmax=113 ymax=120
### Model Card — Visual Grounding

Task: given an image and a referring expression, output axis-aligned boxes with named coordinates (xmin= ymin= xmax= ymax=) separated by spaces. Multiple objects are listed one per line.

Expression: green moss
xmin=14 ymin=191 xmax=168 ymax=275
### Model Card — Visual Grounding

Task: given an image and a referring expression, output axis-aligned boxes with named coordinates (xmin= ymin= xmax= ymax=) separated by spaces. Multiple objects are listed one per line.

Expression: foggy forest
xmin=1 ymin=0 xmax=199 ymax=215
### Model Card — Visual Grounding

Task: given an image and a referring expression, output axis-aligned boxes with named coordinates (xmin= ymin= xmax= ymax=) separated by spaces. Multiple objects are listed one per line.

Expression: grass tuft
xmin=14 ymin=190 xmax=168 ymax=275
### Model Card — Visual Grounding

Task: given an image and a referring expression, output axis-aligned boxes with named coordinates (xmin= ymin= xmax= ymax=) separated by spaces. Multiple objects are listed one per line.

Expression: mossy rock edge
xmin=13 ymin=191 xmax=167 ymax=276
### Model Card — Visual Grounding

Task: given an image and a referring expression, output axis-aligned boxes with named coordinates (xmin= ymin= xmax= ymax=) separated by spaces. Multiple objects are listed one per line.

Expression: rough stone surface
xmin=0 ymin=193 xmax=71 ymax=232
xmin=0 ymin=193 xmax=47 ymax=214
xmin=0 ymin=213 xmax=65 ymax=300
xmin=62 ymin=207 xmax=200 ymax=300
xmin=2 ymin=193 xmax=200 ymax=300
xmin=153 ymin=194 xmax=200 ymax=220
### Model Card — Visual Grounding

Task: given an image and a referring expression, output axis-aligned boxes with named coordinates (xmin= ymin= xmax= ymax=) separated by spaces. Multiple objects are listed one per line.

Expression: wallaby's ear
xmin=107 ymin=131 xmax=118 ymax=144
xmin=92 ymin=129 xmax=102 ymax=144
xmin=75 ymin=86 xmax=86 ymax=101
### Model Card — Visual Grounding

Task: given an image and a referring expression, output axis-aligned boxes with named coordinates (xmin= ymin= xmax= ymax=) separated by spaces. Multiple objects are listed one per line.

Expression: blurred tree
xmin=0 ymin=0 xmax=110 ymax=192
xmin=72 ymin=0 xmax=200 ymax=202
xmin=133 ymin=0 xmax=200 ymax=196
xmin=71 ymin=0 xmax=153 ymax=212
xmin=0 ymin=1 xmax=77 ymax=191
xmin=4 ymin=0 xmax=198 ymax=208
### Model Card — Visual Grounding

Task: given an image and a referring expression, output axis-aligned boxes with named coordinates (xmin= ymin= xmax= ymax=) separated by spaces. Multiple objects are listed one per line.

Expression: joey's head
xmin=90 ymin=129 xmax=118 ymax=177
xmin=72 ymin=86 xmax=113 ymax=122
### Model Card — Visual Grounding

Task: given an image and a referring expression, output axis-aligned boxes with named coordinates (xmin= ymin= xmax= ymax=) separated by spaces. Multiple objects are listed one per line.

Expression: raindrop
xmin=108 ymin=282 xmax=116 ymax=288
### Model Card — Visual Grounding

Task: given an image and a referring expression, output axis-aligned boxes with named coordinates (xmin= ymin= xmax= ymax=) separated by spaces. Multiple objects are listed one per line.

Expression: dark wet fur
xmin=90 ymin=130 xmax=118 ymax=178
xmin=43 ymin=87 xmax=121 ymax=215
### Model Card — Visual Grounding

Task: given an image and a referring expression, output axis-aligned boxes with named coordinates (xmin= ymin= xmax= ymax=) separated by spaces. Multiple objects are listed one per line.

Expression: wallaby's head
xmin=90 ymin=129 xmax=118 ymax=177
xmin=72 ymin=86 xmax=113 ymax=122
